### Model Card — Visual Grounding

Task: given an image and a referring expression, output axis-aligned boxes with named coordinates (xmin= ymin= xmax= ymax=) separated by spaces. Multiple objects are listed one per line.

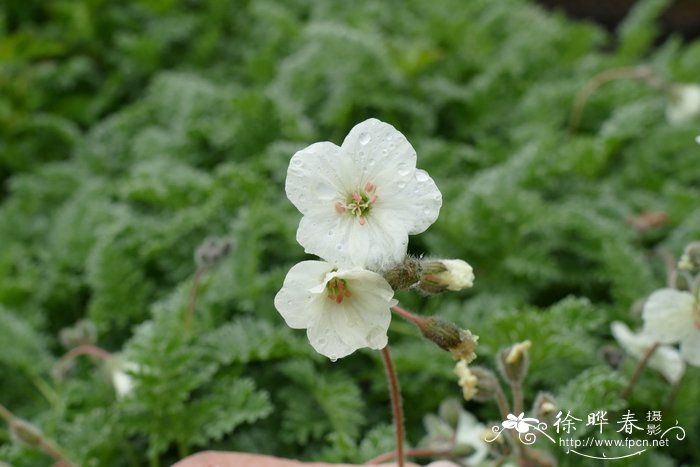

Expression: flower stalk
xmin=380 ymin=346 xmax=405 ymax=467
xmin=621 ymin=342 xmax=659 ymax=399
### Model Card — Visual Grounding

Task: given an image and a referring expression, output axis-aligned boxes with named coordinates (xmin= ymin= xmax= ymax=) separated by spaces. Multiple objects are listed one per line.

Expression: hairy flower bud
xmin=418 ymin=259 xmax=474 ymax=294
xmin=420 ymin=317 xmax=478 ymax=362
xmin=438 ymin=398 xmax=462 ymax=429
xmin=382 ymin=257 xmax=421 ymax=291
xmin=678 ymin=241 xmax=700 ymax=272
xmin=532 ymin=391 xmax=558 ymax=425
xmin=10 ymin=420 xmax=43 ymax=447
xmin=194 ymin=237 xmax=232 ymax=268
xmin=455 ymin=362 xmax=500 ymax=402
xmin=497 ymin=340 xmax=531 ymax=384
xmin=59 ymin=319 xmax=97 ymax=349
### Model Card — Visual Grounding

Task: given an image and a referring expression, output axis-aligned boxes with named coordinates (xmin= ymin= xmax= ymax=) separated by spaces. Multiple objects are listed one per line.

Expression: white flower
xmin=107 ymin=357 xmax=140 ymax=399
xmin=611 ymin=321 xmax=685 ymax=383
xmin=666 ymin=84 xmax=700 ymax=125
xmin=501 ymin=413 xmax=539 ymax=434
xmin=642 ymin=288 xmax=700 ymax=366
xmin=454 ymin=411 xmax=489 ymax=465
xmin=274 ymin=260 xmax=397 ymax=360
xmin=285 ymin=118 xmax=442 ymax=270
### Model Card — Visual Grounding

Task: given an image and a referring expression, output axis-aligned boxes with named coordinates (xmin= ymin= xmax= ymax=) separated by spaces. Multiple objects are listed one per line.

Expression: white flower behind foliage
xmin=285 ymin=118 xmax=442 ymax=270
xmin=642 ymin=288 xmax=700 ymax=366
xmin=611 ymin=321 xmax=685 ymax=383
xmin=666 ymin=84 xmax=700 ymax=125
xmin=274 ymin=260 xmax=397 ymax=360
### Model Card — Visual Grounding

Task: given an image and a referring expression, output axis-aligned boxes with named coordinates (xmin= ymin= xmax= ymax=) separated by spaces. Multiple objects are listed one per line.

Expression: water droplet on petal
xmin=359 ymin=132 xmax=371 ymax=145
xmin=397 ymin=182 xmax=406 ymax=189
xmin=327 ymin=230 xmax=334 ymax=236
xmin=366 ymin=327 xmax=387 ymax=348
xmin=330 ymin=355 xmax=338 ymax=362
xmin=416 ymin=171 xmax=429 ymax=182
xmin=292 ymin=158 xmax=303 ymax=167
xmin=336 ymin=244 xmax=343 ymax=251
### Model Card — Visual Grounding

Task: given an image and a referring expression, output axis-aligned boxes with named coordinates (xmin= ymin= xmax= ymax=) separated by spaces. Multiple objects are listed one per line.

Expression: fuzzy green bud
xmin=382 ymin=257 xmax=421 ymax=290
xmin=10 ymin=420 xmax=43 ymax=447
xmin=418 ymin=259 xmax=474 ymax=294
xmin=497 ymin=340 xmax=531 ymax=384
xmin=195 ymin=237 xmax=232 ymax=268
xmin=420 ymin=317 xmax=478 ymax=362
xmin=532 ymin=391 xmax=558 ymax=425
xmin=678 ymin=241 xmax=700 ymax=272
xmin=59 ymin=319 xmax=97 ymax=349
xmin=438 ymin=398 xmax=462 ymax=429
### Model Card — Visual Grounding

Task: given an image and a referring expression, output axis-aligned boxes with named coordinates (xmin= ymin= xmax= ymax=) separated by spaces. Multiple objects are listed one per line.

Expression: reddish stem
xmin=380 ymin=346 xmax=405 ymax=467
xmin=391 ymin=305 xmax=426 ymax=327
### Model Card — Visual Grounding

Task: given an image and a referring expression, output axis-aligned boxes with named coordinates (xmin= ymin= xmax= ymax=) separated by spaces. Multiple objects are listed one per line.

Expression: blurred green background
xmin=1 ymin=0 xmax=700 ymax=465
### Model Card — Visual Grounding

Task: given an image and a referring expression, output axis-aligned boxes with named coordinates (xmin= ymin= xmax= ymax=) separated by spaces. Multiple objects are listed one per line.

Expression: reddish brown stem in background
xmin=622 ymin=342 xmax=660 ymax=399
xmin=380 ymin=346 xmax=405 ymax=467
xmin=366 ymin=447 xmax=451 ymax=464
xmin=53 ymin=344 xmax=112 ymax=381
xmin=184 ymin=266 xmax=208 ymax=333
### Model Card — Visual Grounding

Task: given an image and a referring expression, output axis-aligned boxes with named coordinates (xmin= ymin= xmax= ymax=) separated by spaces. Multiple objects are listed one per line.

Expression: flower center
xmin=335 ymin=182 xmax=378 ymax=226
xmin=326 ymin=277 xmax=352 ymax=304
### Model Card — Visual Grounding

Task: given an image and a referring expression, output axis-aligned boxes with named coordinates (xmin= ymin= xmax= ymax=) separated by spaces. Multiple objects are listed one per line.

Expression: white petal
xmin=292 ymin=267 xmax=395 ymax=360
xmin=340 ymin=118 xmax=418 ymax=187
xmin=680 ymin=331 xmax=700 ymax=367
xmin=612 ymin=321 xmax=685 ymax=383
xmin=375 ymin=168 xmax=442 ymax=235
xmin=642 ymin=289 xmax=696 ymax=344
xmin=652 ymin=345 xmax=686 ymax=383
xmin=285 ymin=142 xmax=347 ymax=215
xmin=274 ymin=261 xmax=330 ymax=329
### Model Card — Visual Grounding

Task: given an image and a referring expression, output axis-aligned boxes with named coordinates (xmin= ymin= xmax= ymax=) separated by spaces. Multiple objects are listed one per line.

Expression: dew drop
xmin=397 ymin=182 xmax=406 ymax=189
xmin=423 ymin=208 xmax=431 ymax=215
xmin=336 ymin=244 xmax=344 ymax=251
xmin=368 ymin=159 xmax=376 ymax=166
xmin=330 ymin=355 xmax=338 ymax=362
xmin=359 ymin=132 xmax=371 ymax=145
xmin=327 ymin=230 xmax=334 ymax=236
xmin=291 ymin=158 xmax=303 ymax=167
xmin=415 ymin=171 xmax=429 ymax=182
xmin=366 ymin=327 xmax=387 ymax=348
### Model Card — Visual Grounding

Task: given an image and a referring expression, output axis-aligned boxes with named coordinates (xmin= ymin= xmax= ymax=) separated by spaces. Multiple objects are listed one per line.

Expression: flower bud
xmin=194 ymin=237 xmax=232 ymax=268
xmin=10 ymin=420 xmax=43 ymax=447
xmin=497 ymin=340 xmax=531 ymax=384
xmin=419 ymin=317 xmax=478 ymax=362
xmin=455 ymin=362 xmax=499 ymax=402
xmin=59 ymin=319 xmax=97 ymax=349
xmin=438 ymin=398 xmax=462 ymax=429
xmin=678 ymin=241 xmax=700 ymax=272
xmin=532 ymin=391 xmax=558 ymax=425
xmin=418 ymin=259 xmax=474 ymax=294
xmin=666 ymin=84 xmax=700 ymax=125
xmin=382 ymin=257 xmax=421 ymax=291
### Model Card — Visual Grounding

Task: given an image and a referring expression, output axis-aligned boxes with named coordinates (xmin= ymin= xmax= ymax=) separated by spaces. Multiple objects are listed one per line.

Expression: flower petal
xmin=642 ymin=289 xmax=696 ymax=344
xmin=274 ymin=261 xmax=330 ymax=329
xmin=340 ymin=118 xmax=418 ymax=187
xmin=680 ymin=331 xmax=700 ymax=367
xmin=285 ymin=141 xmax=347 ymax=215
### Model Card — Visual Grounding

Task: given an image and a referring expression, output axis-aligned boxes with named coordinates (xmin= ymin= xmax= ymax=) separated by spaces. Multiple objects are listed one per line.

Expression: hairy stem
xmin=569 ymin=66 xmax=668 ymax=132
xmin=512 ymin=381 xmax=524 ymax=417
xmin=380 ymin=346 xmax=405 ymax=467
xmin=366 ymin=447 xmax=452 ymax=465
xmin=184 ymin=266 xmax=208 ymax=334
xmin=391 ymin=305 xmax=426 ymax=327
xmin=0 ymin=403 xmax=76 ymax=466
xmin=622 ymin=342 xmax=660 ymax=399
